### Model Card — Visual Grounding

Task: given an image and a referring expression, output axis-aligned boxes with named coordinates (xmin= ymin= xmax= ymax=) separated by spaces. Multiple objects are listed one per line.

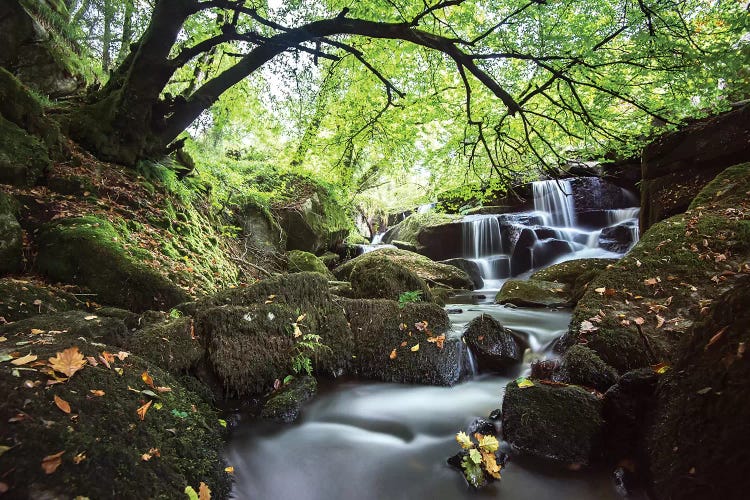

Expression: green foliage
xmin=398 ymin=290 xmax=423 ymax=308
xmin=291 ymin=333 xmax=331 ymax=376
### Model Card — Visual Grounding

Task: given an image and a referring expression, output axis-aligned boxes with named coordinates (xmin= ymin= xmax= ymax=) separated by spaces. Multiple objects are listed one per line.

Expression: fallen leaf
xmin=41 ymin=451 xmax=64 ymax=474
xmin=696 ymin=387 xmax=712 ymax=395
xmin=400 ymin=341 xmax=407 ymax=347
xmin=705 ymin=325 xmax=729 ymax=351
xmin=72 ymin=452 xmax=86 ymax=464
xmin=481 ymin=450 xmax=502 ymax=479
xmin=0 ymin=445 xmax=10 ymax=457
xmin=54 ymin=395 xmax=71 ymax=414
xmin=579 ymin=320 xmax=598 ymax=334
xmin=655 ymin=315 xmax=665 ymax=328
xmin=410 ymin=343 xmax=420 ymax=352
xmin=89 ymin=390 xmax=105 ymax=397
xmin=516 ymin=377 xmax=534 ymax=388
xmin=85 ymin=356 xmax=98 ymax=367
xmin=652 ymin=362 xmax=670 ymax=374
xmin=634 ymin=317 xmax=645 ymax=325
xmin=644 ymin=277 xmax=660 ymax=286
xmin=84 ymin=315 xmax=97 ymax=321
xmin=155 ymin=386 xmax=172 ymax=393
xmin=142 ymin=371 xmax=155 ymax=388
xmin=141 ymin=448 xmax=160 ymax=461
xmin=137 ymin=400 xmax=153 ymax=421
xmin=185 ymin=486 xmax=199 ymax=500
xmin=389 ymin=349 xmax=397 ymax=360
xmin=292 ymin=323 xmax=302 ymax=338
xmin=11 ymin=353 xmax=37 ymax=366
xmin=427 ymin=334 xmax=446 ymax=348
xmin=48 ymin=347 xmax=86 ymax=378
xmin=199 ymin=482 xmax=211 ymax=500
xmin=224 ymin=466 xmax=234 ymax=474
xmin=115 ymin=351 xmax=129 ymax=361
xmin=296 ymin=314 xmax=306 ymax=323
xmin=30 ymin=328 xmax=45 ymax=335
xmin=455 ymin=431 xmax=473 ymax=450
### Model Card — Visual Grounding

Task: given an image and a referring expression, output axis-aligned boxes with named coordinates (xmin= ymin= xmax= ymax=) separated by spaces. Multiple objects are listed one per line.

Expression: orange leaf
xmin=54 ymin=395 xmax=71 ymax=414
xmin=48 ymin=347 xmax=87 ymax=378
xmin=141 ymin=371 xmax=155 ymax=388
xmin=89 ymin=390 xmax=105 ymax=397
xmin=427 ymin=334 xmax=446 ymax=349
xmin=389 ymin=349 xmax=397 ymax=360
xmin=705 ymin=325 xmax=729 ymax=351
xmin=199 ymin=482 xmax=211 ymax=500
xmin=137 ymin=400 xmax=153 ymax=421
xmin=155 ymin=386 xmax=172 ymax=393
xmin=41 ymin=451 xmax=64 ymax=474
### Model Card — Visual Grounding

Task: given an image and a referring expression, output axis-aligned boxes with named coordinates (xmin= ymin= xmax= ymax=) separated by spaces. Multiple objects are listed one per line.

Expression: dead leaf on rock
xmin=84 ymin=315 xmax=97 ymax=321
xmin=389 ymin=349 xmax=397 ymax=360
xmin=137 ymin=400 xmax=153 ymax=421
xmin=41 ymin=451 xmax=64 ymax=474
xmin=54 ymin=395 xmax=71 ymax=414
xmin=427 ymin=334 xmax=446 ymax=349
xmin=141 ymin=371 xmax=155 ymax=388
xmin=49 ymin=347 xmax=86 ymax=378
xmin=73 ymin=452 xmax=86 ymax=464
xmin=410 ymin=343 xmax=420 ymax=352
xmin=655 ymin=315 xmax=665 ymax=328
xmin=199 ymin=482 xmax=211 ymax=500
xmin=11 ymin=353 xmax=37 ymax=366
xmin=705 ymin=325 xmax=729 ymax=351
xmin=89 ymin=390 xmax=105 ymax=397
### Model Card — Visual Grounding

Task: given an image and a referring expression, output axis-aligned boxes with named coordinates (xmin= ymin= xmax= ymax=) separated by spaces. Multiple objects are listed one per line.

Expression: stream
xmin=225 ymin=179 xmax=643 ymax=499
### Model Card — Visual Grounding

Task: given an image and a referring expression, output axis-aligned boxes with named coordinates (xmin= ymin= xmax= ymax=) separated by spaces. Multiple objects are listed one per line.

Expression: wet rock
xmin=530 ymin=258 xmax=615 ymax=287
xmin=36 ymin=216 xmax=189 ymax=312
xmin=381 ymin=212 xmax=463 ymax=260
xmin=391 ymin=239 xmax=417 ymax=252
xmin=641 ymin=104 xmax=750 ymax=231
xmin=599 ymin=221 xmax=638 ymax=253
xmin=342 ymin=299 xmax=468 ymax=386
xmin=464 ymin=314 xmax=528 ymax=372
xmin=260 ymin=376 xmax=318 ymax=423
xmin=349 ymin=256 xmax=432 ymax=302
xmin=602 ymin=368 xmax=657 ymax=460
xmin=502 ymin=381 xmax=604 ymax=464
xmin=645 ymin=277 xmax=750 ymax=499
xmin=446 ymin=308 xmax=464 ymax=314
xmin=467 ymin=417 xmax=498 ymax=437
xmin=334 ymin=247 xmax=473 ymax=291
xmin=318 ymin=251 xmax=341 ymax=269
xmin=0 ymin=192 xmax=22 ymax=275
xmin=488 ymin=408 xmax=502 ymax=421
xmin=530 ymin=359 xmax=559 ymax=379
xmin=441 ymin=258 xmax=484 ymax=289
xmin=568 ymin=177 xmax=636 ymax=212
xmin=287 ymin=249 xmax=335 ymax=279
xmin=496 ymin=279 xmax=572 ymax=308
xmin=0 ymin=277 xmax=82 ymax=322
xmin=555 ymin=344 xmax=619 ymax=393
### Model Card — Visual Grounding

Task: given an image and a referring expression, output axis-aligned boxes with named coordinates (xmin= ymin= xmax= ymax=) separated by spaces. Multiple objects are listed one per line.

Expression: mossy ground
xmin=0 ymin=277 xmax=83 ymax=322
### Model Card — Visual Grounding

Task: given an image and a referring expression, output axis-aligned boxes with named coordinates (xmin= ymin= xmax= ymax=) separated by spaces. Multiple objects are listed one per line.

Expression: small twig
xmin=635 ymin=323 xmax=657 ymax=363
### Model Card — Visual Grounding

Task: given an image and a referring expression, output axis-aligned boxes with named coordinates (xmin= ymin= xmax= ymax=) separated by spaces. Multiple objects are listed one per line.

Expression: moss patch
xmin=556 ymin=344 xmax=618 ymax=393
xmin=495 ymin=279 xmax=572 ymax=308
xmin=0 ymin=277 xmax=83 ymax=322
xmin=530 ymin=258 xmax=616 ymax=287
xmin=125 ymin=317 xmax=203 ymax=374
xmin=287 ymin=250 xmax=334 ymax=279
xmin=0 ymin=191 xmax=23 ymax=274
xmin=350 ymin=257 xmax=432 ymax=302
xmin=0 ymin=115 xmax=50 ymax=187
xmin=260 ymin=376 xmax=317 ymax=423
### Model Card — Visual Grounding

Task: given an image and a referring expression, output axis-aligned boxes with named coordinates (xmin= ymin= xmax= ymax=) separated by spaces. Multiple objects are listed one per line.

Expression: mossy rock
xmin=328 ymin=280 xmax=354 ymax=298
xmin=495 ymin=279 xmax=572 ymax=308
xmin=334 ymin=247 xmax=473 ymax=290
xmin=349 ymin=257 xmax=432 ymax=302
xmin=530 ymin=258 xmax=616 ymax=287
xmin=36 ymin=216 xmax=189 ymax=312
xmin=260 ymin=376 xmax=317 ymax=423
xmin=0 ymin=114 xmax=50 ymax=187
xmin=341 ymin=299 xmax=469 ymax=386
xmin=0 ymin=310 xmax=130 ymax=347
xmin=380 ymin=212 xmax=463 ymax=260
xmin=233 ymin=194 xmax=286 ymax=255
xmin=0 ymin=192 xmax=23 ymax=274
xmin=566 ymin=163 xmax=750 ymax=373
xmin=47 ymin=173 xmax=98 ymax=198
xmin=0 ymin=67 xmax=60 ymax=150
xmin=0 ymin=325 xmax=229 ymax=499
xmin=555 ymin=344 xmax=618 ymax=393
xmin=645 ymin=277 xmax=750 ymax=499
xmin=0 ymin=277 xmax=84 ymax=322
xmin=464 ymin=314 xmax=528 ymax=372
xmin=318 ymin=251 xmax=340 ymax=269
xmin=287 ymin=250 xmax=335 ymax=279
xmin=501 ymin=381 xmax=604 ymax=464
xmin=125 ymin=317 xmax=203 ymax=374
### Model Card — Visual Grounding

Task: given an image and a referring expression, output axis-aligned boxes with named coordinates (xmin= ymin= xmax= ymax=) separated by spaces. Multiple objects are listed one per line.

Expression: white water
xmin=533 ymin=179 xmax=576 ymax=228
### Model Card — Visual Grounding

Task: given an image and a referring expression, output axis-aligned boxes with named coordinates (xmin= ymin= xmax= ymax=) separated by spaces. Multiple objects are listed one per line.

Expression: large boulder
xmin=287 ymin=249 xmax=335 ymax=279
xmin=598 ymin=221 xmax=638 ymax=253
xmin=342 ymin=299 xmax=470 ymax=386
xmin=0 ymin=277 xmax=82 ymax=322
xmin=350 ymin=257 xmax=432 ymax=302
xmin=555 ymin=344 xmax=618 ymax=393
xmin=495 ymin=279 xmax=572 ymax=308
xmin=640 ymin=104 xmax=750 ymax=232
xmin=463 ymin=314 xmax=528 ymax=372
xmin=645 ymin=278 xmax=750 ymax=500
xmin=0 ymin=322 xmax=229 ymax=499
xmin=0 ymin=310 xmax=129 ymax=347
xmin=530 ymin=258 xmax=615 ymax=286
xmin=441 ymin=258 xmax=484 ymax=289
xmin=233 ymin=196 xmax=285 ymax=266
xmin=563 ymin=163 xmax=750 ymax=373
xmin=334 ymin=247 xmax=474 ymax=291
xmin=274 ymin=183 xmax=350 ymax=253
xmin=0 ymin=192 xmax=23 ymax=274
xmin=381 ymin=212 xmax=463 ymax=260
xmin=124 ymin=316 xmax=203 ymax=374
xmin=36 ymin=216 xmax=189 ymax=312
xmin=0 ymin=115 xmax=50 ymax=187
xmin=502 ymin=381 xmax=604 ymax=464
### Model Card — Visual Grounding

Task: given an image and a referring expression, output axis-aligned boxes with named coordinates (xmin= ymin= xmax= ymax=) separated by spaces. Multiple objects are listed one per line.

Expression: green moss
xmin=0 ymin=278 xmax=83 ymax=322
xmin=557 ymin=345 xmax=618 ymax=392
xmin=384 ymin=212 xmax=460 ymax=246
xmin=688 ymin=162 xmax=750 ymax=210
xmin=0 ymin=115 xmax=50 ymax=187
xmin=496 ymin=279 xmax=572 ymax=308
xmin=126 ymin=317 xmax=204 ymax=374
xmin=0 ymin=327 xmax=229 ymax=499
xmin=36 ymin=216 xmax=189 ymax=312
xmin=287 ymin=250 xmax=334 ymax=279
xmin=0 ymin=192 xmax=23 ymax=274
xmin=530 ymin=258 xmax=616 ymax=287
xmin=260 ymin=376 xmax=317 ymax=423
xmin=350 ymin=257 xmax=432 ymax=302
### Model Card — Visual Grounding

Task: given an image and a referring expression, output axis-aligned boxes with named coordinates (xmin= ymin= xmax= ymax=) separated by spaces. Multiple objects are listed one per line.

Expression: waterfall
xmin=462 ymin=215 xmax=503 ymax=258
xmin=532 ymin=180 xmax=576 ymax=227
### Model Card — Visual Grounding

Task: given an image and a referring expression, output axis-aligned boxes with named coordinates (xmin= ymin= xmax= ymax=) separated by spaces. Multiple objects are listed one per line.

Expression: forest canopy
xmin=46 ymin=0 xmax=750 ymax=207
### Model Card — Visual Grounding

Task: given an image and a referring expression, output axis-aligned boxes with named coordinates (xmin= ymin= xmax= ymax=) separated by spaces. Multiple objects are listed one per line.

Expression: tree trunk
xmin=117 ymin=0 xmax=134 ymax=64
xmin=101 ymin=0 xmax=113 ymax=71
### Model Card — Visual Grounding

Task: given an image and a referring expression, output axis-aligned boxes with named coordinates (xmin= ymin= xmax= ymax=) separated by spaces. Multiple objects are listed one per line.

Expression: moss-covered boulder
xmin=334 ymin=247 xmax=473 ymax=290
xmin=196 ymin=273 xmax=353 ymax=395
xmin=36 ymin=216 xmax=189 ymax=312
xmin=0 ymin=310 xmax=130 ymax=346
xmin=501 ymin=381 xmax=604 ymax=464
xmin=350 ymin=257 xmax=432 ymax=302
xmin=319 ymin=251 xmax=340 ymax=269
xmin=0 ymin=325 xmax=229 ymax=499
xmin=381 ymin=212 xmax=463 ymax=260
xmin=441 ymin=258 xmax=484 ymax=289
xmin=260 ymin=376 xmax=317 ymax=423
xmin=342 ymin=299 xmax=469 ymax=385
xmin=564 ymin=163 xmax=750 ymax=373
xmin=287 ymin=249 xmax=335 ymax=279
xmin=495 ymin=279 xmax=572 ymax=308
xmin=0 ymin=67 xmax=60 ymax=149
xmin=0 ymin=277 xmax=83 ymax=322
xmin=0 ymin=192 xmax=23 ymax=274
xmin=530 ymin=258 xmax=616 ymax=287
xmin=463 ymin=314 xmax=528 ymax=372
xmin=125 ymin=317 xmax=203 ymax=374
xmin=645 ymin=277 xmax=750 ymax=500
xmin=555 ymin=344 xmax=618 ymax=393
xmin=0 ymin=115 xmax=50 ymax=187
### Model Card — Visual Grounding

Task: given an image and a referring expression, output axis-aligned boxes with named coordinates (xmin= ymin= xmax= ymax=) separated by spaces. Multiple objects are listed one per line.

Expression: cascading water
xmin=532 ymin=179 xmax=576 ymax=228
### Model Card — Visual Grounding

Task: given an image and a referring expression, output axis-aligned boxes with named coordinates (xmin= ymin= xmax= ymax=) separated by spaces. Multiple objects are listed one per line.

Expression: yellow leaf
xmin=54 ymin=395 xmax=71 ymax=414
xmin=142 ymin=371 xmax=155 ymax=388
xmin=11 ymin=353 xmax=37 ymax=366
xmin=199 ymin=482 xmax=211 ymax=500
xmin=292 ymin=323 xmax=302 ymax=338
xmin=389 ymin=349 xmax=397 ymax=360
xmin=652 ymin=362 xmax=670 ymax=374
xmin=477 ymin=434 xmax=499 ymax=453
xmin=410 ymin=343 xmax=420 ymax=352
xmin=41 ymin=451 xmax=64 ymax=474
xmin=224 ymin=466 xmax=234 ymax=474
xmin=84 ymin=315 xmax=97 ymax=321
xmin=481 ymin=450 xmax=502 ymax=479
xmin=516 ymin=377 xmax=534 ymax=388
xmin=296 ymin=314 xmax=307 ymax=323
xmin=72 ymin=452 xmax=86 ymax=464
xmin=137 ymin=400 xmax=153 ymax=421
xmin=30 ymin=328 xmax=45 ymax=335
xmin=455 ymin=431 xmax=473 ymax=450
xmin=48 ymin=347 xmax=87 ymax=378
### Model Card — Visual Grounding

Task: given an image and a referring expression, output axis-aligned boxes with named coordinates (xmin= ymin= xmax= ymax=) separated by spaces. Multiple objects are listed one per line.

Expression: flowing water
xmin=226 ymin=179 xmax=643 ymax=499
